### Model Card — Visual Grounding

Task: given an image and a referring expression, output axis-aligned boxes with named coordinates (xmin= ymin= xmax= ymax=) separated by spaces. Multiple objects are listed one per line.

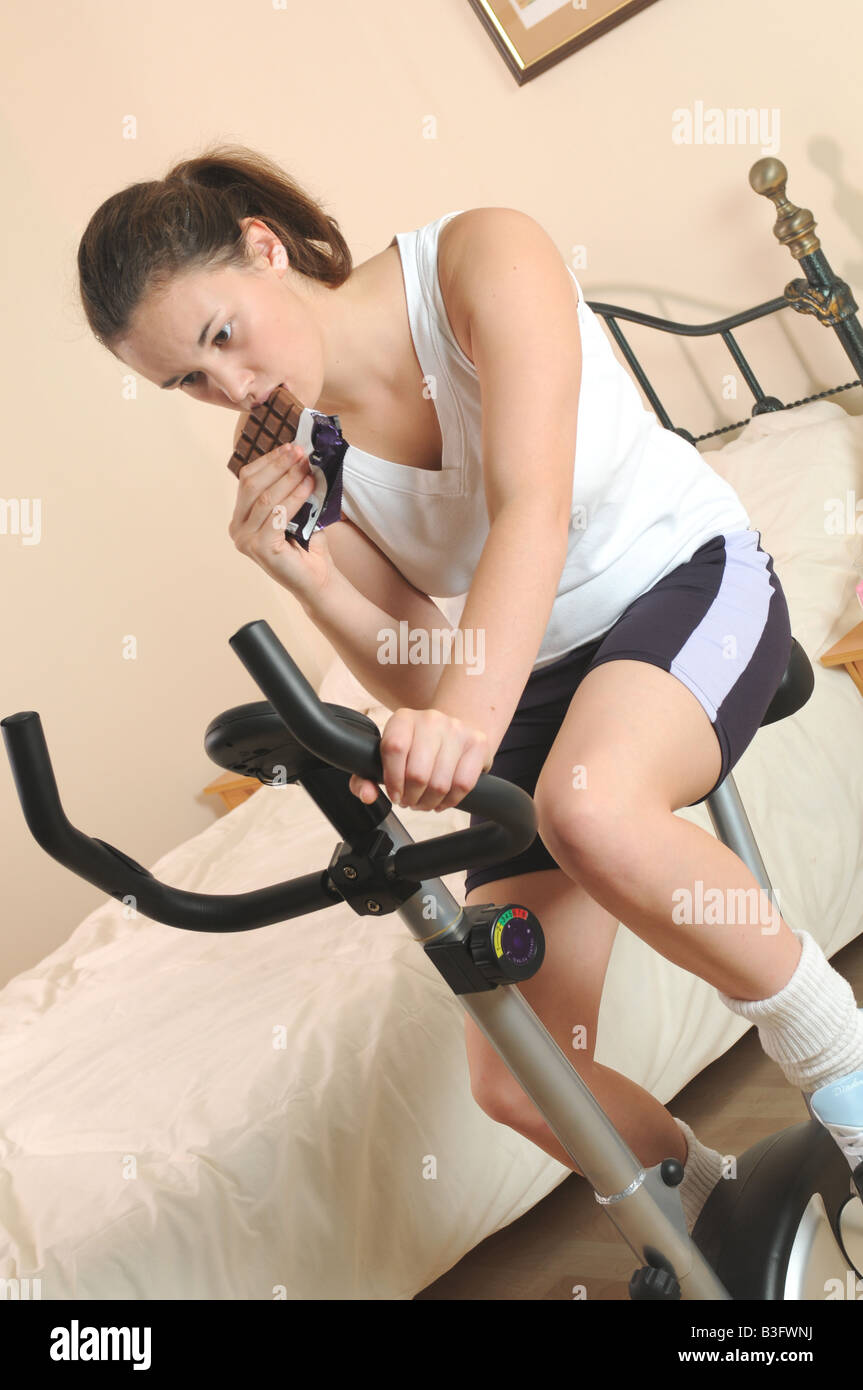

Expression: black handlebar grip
xmin=228 ymin=619 xmax=537 ymax=881
xmin=0 ymin=620 xmax=538 ymax=931
xmin=0 ymin=709 xmax=347 ymax=931
xmin=2 ymin=709 xmax=83 ymax=863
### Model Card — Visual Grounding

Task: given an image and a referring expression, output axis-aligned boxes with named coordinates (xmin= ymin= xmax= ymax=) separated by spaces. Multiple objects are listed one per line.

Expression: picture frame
xmin=467 ymin=0 xmax=663 ymax=85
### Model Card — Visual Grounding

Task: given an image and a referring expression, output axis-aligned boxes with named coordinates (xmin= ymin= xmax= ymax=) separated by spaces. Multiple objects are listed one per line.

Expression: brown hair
xmin=77 ymin=143 xmax=352 ymax=354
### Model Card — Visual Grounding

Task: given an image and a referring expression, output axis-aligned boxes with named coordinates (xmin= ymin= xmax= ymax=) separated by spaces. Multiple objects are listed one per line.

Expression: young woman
xmin=78 ymin=143 xmax=863 ymax=1241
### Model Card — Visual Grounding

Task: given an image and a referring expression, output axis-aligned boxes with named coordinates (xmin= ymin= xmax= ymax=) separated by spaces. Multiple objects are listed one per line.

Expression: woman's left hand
xmin=349 ymin=708 xmax=492 ymax=813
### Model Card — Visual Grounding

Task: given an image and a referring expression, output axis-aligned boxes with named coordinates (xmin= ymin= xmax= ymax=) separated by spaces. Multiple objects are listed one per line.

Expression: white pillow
xmin=705 ymin=399 xmax=863 ymax=656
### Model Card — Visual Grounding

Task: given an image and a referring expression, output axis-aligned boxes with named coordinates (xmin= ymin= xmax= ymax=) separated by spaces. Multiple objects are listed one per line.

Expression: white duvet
xmin=1 ymin=401 xmax=862 ymax=1300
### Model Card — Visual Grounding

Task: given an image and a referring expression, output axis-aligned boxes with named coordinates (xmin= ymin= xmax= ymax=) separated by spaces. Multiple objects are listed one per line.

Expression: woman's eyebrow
xmin=160 ymin=310 xmax=221 ymax=388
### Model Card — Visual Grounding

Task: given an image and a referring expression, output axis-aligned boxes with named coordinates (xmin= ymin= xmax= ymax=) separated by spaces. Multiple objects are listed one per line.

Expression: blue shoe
xmin=807 ymin=1070 xmax=863 ymax=1200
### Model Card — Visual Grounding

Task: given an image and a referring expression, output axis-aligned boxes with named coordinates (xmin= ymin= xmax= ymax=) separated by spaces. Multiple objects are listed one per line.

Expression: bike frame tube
xmin=377 ymin=806 xmax=731 ymax=1300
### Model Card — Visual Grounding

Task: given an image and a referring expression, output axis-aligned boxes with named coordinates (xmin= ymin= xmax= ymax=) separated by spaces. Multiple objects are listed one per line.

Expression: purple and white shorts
xmin=464 ymin=529 xmax=793 ymax=897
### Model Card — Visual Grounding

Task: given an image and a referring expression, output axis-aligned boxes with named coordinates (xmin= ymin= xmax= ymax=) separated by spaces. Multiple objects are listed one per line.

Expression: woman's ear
xmin=238 ymin=216 xmax=288 ymax=273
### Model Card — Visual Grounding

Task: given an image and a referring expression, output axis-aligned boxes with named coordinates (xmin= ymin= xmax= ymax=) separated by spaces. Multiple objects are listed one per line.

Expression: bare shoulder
xmin=437 ymin=208 xmax=567 ymax=364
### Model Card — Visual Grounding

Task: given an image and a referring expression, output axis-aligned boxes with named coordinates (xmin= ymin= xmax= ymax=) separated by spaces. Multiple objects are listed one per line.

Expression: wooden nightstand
xmin=819 ymin=616 xmax=863 ymax=697
xmin=202 ymin=771 xmax=262 ymax=813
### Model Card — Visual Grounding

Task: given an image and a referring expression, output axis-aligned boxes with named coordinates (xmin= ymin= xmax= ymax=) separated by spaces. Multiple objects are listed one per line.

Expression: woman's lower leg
xmin=488 ymin=809 xmax=791 ymax=1196
xmin=500 ymin=1058 xmax=688 ymax=1178
xmin=545 ymin=805 xmax=863 ymax=1127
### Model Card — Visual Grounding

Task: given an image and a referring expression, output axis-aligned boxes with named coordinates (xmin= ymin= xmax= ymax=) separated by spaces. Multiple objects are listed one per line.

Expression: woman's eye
xmin=180 ymin=320 xmax=233 ymax=387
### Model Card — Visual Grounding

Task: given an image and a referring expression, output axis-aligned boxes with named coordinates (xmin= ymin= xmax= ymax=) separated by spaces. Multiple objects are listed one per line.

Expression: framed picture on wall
xmin=468 ymin=0 xmax=663 ymax=85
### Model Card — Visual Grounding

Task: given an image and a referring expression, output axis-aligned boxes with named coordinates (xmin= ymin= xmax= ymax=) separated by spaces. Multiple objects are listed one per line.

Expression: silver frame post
xmin=380 ymin=809 xmax=731 ymax=1301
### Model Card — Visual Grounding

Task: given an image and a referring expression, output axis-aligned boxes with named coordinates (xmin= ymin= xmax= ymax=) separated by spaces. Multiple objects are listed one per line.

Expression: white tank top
xmin=339 ymin=211 xmax=751 ymax=670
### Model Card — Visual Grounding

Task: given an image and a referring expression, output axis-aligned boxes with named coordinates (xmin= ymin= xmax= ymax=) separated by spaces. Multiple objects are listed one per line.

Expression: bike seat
xmin=759 ymin=637 xmax=814 ymax=727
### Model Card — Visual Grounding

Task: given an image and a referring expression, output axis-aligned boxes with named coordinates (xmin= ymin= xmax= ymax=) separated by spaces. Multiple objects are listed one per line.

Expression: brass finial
xmin=749 ymin=158 xmax=821 ymax=260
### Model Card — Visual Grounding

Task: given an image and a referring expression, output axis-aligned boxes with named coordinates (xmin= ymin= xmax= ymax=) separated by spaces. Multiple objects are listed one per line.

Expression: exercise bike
xmin=3 ymin=618 xmax=862 ymax=1301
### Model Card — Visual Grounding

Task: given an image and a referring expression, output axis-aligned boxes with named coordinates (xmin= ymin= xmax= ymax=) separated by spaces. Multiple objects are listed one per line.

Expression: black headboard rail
xmin=584 ymin=158 xmax=863 ymax=446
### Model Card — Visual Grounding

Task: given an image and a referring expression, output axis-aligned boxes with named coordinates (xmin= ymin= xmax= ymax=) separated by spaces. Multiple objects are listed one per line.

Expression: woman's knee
xmin=534 ymin=764 xmax=629 ymax=879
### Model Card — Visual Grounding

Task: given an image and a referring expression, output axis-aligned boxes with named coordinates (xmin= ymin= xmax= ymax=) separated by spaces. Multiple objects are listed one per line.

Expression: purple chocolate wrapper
xmin=284 ymin=414 xmax=349 ymax=550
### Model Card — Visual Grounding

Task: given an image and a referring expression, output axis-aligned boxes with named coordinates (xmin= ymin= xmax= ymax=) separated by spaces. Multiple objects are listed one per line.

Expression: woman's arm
xmin=301 ymin=566 xmax=453 ymax=714
xmin=432 ymin=506 xmax=571 ymax=753
xmin=431 ymin=208 xmax=582 ymax=752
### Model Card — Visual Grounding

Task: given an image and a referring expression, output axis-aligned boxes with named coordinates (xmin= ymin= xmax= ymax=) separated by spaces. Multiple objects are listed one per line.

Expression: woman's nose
xmin=212 ymin=371 xmax=254 ymax=406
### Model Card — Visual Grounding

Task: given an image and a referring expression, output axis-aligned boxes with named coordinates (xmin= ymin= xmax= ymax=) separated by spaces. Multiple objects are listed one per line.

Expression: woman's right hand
xmin=229 ymin=441 xmax=335 ymax=605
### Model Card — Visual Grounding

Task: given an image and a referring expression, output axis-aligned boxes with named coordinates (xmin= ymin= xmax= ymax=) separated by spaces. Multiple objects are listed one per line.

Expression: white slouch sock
xmin=716 ymin=928 xmax=863 ymax=1093
xmin=671 ymin=1116 xmax=728 ymax=1234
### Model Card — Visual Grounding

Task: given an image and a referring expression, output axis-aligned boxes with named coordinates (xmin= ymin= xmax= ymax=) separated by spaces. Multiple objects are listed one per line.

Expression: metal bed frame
xmin=586 ymin=157 xmax=863 ymax=446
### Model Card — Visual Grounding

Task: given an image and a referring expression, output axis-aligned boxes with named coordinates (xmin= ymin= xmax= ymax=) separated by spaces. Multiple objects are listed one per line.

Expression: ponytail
xmin=77 ymin=143 xmax=352 ymax=352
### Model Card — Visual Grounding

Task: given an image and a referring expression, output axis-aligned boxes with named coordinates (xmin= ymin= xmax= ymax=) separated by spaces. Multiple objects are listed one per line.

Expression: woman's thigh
xmin=463 ymin=866 xmax=619 ymax=1117
xmin=533 ymin=528 xmax=794 ymax=839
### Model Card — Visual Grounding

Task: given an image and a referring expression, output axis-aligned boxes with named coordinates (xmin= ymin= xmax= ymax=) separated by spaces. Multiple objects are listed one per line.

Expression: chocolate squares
xmin=227 ymin=384 xmax=305 ymax=478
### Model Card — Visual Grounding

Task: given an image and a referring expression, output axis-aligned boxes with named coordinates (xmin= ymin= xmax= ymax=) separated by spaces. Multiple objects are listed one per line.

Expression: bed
xmin=1 ymin=157 xmax=862 ymax=1301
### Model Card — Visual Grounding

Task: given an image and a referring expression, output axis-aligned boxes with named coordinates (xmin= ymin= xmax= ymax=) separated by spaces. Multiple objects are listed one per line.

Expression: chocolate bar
xmin=227 ymin=384 xmax=348 ymax=550
xmin=227 ymin=384 xmax=305 ymax=478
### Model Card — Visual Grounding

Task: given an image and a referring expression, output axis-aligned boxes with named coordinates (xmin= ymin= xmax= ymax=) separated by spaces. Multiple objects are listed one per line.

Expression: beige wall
xmin=1 ymin=0 xmax=862 ymax=987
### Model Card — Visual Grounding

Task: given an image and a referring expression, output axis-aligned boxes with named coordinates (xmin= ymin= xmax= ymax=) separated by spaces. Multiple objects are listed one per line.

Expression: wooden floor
xmin=415 ymin=932 xmax=863 ymax=1301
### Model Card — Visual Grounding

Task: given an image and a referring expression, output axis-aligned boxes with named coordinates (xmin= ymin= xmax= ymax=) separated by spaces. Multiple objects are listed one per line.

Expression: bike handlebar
xmin=1 ymin=620 xmax=538 ymax=933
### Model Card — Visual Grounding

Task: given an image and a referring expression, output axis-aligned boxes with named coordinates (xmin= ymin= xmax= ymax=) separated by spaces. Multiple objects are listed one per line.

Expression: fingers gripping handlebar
xmin=1 ymin=620 xmax=537 ymax=933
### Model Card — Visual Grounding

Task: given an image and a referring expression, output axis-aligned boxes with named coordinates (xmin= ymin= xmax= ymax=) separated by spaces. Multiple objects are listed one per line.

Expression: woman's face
xmin=115 ymin=219 xmax=327 ymax=415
